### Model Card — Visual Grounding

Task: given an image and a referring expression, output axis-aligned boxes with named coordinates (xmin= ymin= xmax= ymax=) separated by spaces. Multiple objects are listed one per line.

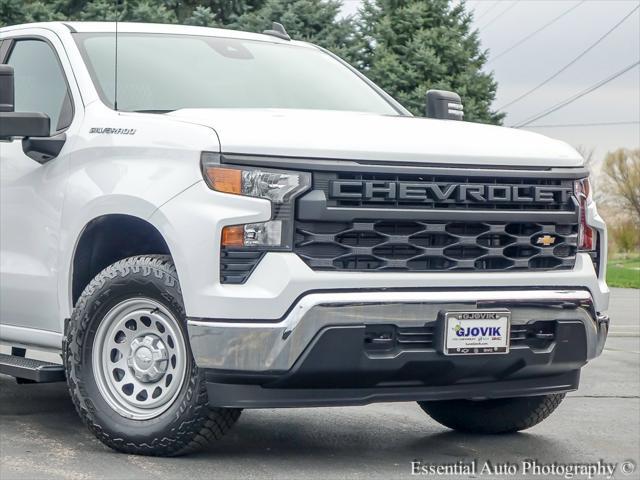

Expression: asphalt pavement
xmin=0 ymin=288 xmax=638 ymax=480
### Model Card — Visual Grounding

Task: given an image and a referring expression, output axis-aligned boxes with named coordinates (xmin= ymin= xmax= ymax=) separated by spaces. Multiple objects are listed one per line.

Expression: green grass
xmin=607 ymin=255 xmax=640 ymax=289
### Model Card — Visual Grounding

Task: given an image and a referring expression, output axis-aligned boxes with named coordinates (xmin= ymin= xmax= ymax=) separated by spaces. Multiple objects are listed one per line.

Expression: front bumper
xmin=188 ymin=289 xmax=609 ymax=407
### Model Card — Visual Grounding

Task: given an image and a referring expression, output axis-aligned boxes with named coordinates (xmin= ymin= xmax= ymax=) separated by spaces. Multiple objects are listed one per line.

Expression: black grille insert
xmin=295 ymin=221 xmax=578 ymax=272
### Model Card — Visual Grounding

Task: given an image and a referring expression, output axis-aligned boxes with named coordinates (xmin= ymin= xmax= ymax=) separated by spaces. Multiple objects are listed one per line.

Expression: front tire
xmin=64 ymin=255 xmax=240 ymax=456
xmin=418 ymin=394 xmax=565 ymax=434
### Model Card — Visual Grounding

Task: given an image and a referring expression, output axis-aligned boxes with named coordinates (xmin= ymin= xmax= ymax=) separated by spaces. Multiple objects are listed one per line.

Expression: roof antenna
xmin=263 ymin=22 xmax=290 ymax=41
xmin=114 ymin=0 xmax=120 ymax=111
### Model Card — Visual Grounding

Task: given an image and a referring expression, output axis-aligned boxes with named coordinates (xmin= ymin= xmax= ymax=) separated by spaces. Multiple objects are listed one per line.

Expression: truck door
xmin=0 ymin=32 xmax=76 ymax=337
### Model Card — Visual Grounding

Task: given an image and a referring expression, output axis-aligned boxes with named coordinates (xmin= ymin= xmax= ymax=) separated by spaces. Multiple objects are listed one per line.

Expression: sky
xmin=341 ymin=0 xmax=640 ymax=169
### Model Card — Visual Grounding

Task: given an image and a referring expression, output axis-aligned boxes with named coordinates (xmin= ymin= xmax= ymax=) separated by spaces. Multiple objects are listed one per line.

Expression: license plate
xmin=444 ymin=311 xmax=510 ymax=355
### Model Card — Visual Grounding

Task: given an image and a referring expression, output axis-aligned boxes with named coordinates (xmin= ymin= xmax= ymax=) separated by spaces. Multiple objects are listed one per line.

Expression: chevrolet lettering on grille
xmin=329 ymin=180 xmax=573 ymax=205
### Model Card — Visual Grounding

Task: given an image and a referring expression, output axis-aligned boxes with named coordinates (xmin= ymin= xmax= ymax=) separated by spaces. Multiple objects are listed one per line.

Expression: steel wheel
xmin=67 ymin=256 xmax=241 ymax=456
xmin=92 ymin=297 xmax=187 ymax=420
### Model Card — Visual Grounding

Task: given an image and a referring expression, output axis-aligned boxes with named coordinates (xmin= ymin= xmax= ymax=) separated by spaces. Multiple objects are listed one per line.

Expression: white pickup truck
xmin=0 ymin=21 xmax=609 ymax=456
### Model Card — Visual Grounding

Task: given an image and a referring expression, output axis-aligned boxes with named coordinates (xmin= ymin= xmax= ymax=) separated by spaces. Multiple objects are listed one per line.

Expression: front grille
xmin=364 ymin=321 xmax=557 ymax=354
xmin=364 ymin=324 xmax=436 ymax=352
xmin=295 ymin=168 xmax=580 ymax=273
xmin=295 ymin=220 xmax=578 ymax=272
xmin=315 ymin=172 xmax=575 ymax=211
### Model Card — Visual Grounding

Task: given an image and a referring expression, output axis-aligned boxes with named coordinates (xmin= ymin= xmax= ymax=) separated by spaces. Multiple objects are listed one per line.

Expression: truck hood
xmin=167 ymin=108 xmax=583 ymax=168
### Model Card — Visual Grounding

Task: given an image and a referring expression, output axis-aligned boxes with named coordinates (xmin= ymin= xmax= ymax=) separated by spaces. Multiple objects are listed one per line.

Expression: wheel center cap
xmin=127 ymin=334 xmax=169 ymax=383
xmin=134 ymin=347 xmax=153 ymax=369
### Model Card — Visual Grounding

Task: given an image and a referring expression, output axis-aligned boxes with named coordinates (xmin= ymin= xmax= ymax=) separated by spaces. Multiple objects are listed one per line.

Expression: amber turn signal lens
xmin=206 ymin=167 xmax=242 ymax=194
xmin=221 ymin=225 xmax=245 ymax=247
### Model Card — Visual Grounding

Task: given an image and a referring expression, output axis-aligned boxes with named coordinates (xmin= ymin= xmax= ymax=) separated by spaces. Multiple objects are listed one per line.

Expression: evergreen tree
xmin=0 ymin=0 xmax=30 ymax=26
xmin=184 ymin=5 xmax=218 ymax=26
xmin=128 ymin=1 xmax=177 ymax=23
xmin=77 ymin=0 xmax=119 ymax=21
xmin=166 ymin=1 xmax=265 ymax=25
xmin=231 ymin=0 xmax=359 ymax=62
xmin=0 ymin=0 xmax=66 ymax=25
xmin=60 ymin=0 xmax=187 ymax=23
xmin=357 ymin=0 xmax=503 ymax=123
xmin=0 ymin=1 xmax=262 ymax=26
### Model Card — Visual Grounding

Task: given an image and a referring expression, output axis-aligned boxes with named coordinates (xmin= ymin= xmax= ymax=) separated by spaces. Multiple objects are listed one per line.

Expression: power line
xmin=498 ymin=4 xmax=640 ymax=111
xmin=525 ymin=121 xmax=640 ymax=128
xmin=512 ymin=60 xmax=640 ymax=128
xmin=487 ymin=1 xmax=586 ymax=65
xmin=479 ymin=2 xmax=518 ymax=30
xmin=475 ymin=1 xmax=501 ymax=22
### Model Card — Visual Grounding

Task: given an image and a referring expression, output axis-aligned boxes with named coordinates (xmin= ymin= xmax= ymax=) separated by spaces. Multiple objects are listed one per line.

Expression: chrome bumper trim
xmin=188 ymin=289 xmax=599 ymax=372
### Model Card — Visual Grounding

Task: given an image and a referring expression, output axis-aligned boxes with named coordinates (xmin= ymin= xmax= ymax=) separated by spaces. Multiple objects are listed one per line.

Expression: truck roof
xmin=0 ymin=21 xmax=305 ymax=47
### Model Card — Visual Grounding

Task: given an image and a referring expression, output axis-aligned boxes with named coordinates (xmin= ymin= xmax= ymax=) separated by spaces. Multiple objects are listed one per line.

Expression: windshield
xmin=73 ymin=33 xmax=400 ymax=115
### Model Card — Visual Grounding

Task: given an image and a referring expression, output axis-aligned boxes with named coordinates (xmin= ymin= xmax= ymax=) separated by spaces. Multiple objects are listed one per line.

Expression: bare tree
xmin=601 ymin=148 xmax=640 ymax=223
xmin=575 ymin=145 xmax=596 ymax=171
xmin=575 ymin=145 xmax=602 ymax=200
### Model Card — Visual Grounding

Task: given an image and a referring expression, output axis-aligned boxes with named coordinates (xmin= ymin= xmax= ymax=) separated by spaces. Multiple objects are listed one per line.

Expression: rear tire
xmin=418 ymin=394 xmax=565 ymax=434
xmin=64 ymin=255 xmax=241 ymax=456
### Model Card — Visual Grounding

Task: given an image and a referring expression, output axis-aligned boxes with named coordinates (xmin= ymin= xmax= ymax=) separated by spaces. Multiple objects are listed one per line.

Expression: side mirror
xmin=0 ymin=65 xmax=51 ymax=141
xmin=425 ymin=90 xmax=464 ymax=121
xmin=0 ymin=112 xmax=51 ymax=140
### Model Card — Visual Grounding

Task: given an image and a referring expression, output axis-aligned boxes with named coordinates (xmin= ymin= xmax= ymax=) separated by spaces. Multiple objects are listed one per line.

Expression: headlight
xmin=202 ymin=153 xmax=310 ymax=204
xmin=574 ymin=177 xmax=595 ymax=251
xmin=201 ymin=153 xmax=311 ymax=249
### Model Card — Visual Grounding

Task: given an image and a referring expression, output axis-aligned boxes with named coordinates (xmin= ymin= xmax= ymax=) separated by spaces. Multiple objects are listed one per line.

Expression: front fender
xmin=58 ymin=195 xmax=175 ymax=325
xmin=56 ymin=105 xmax=221 ymax=329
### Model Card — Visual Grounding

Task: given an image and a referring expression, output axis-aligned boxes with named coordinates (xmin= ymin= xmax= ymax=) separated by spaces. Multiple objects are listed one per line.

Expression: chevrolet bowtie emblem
xmin=536 ymin=235 xmax=557 ymax=247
